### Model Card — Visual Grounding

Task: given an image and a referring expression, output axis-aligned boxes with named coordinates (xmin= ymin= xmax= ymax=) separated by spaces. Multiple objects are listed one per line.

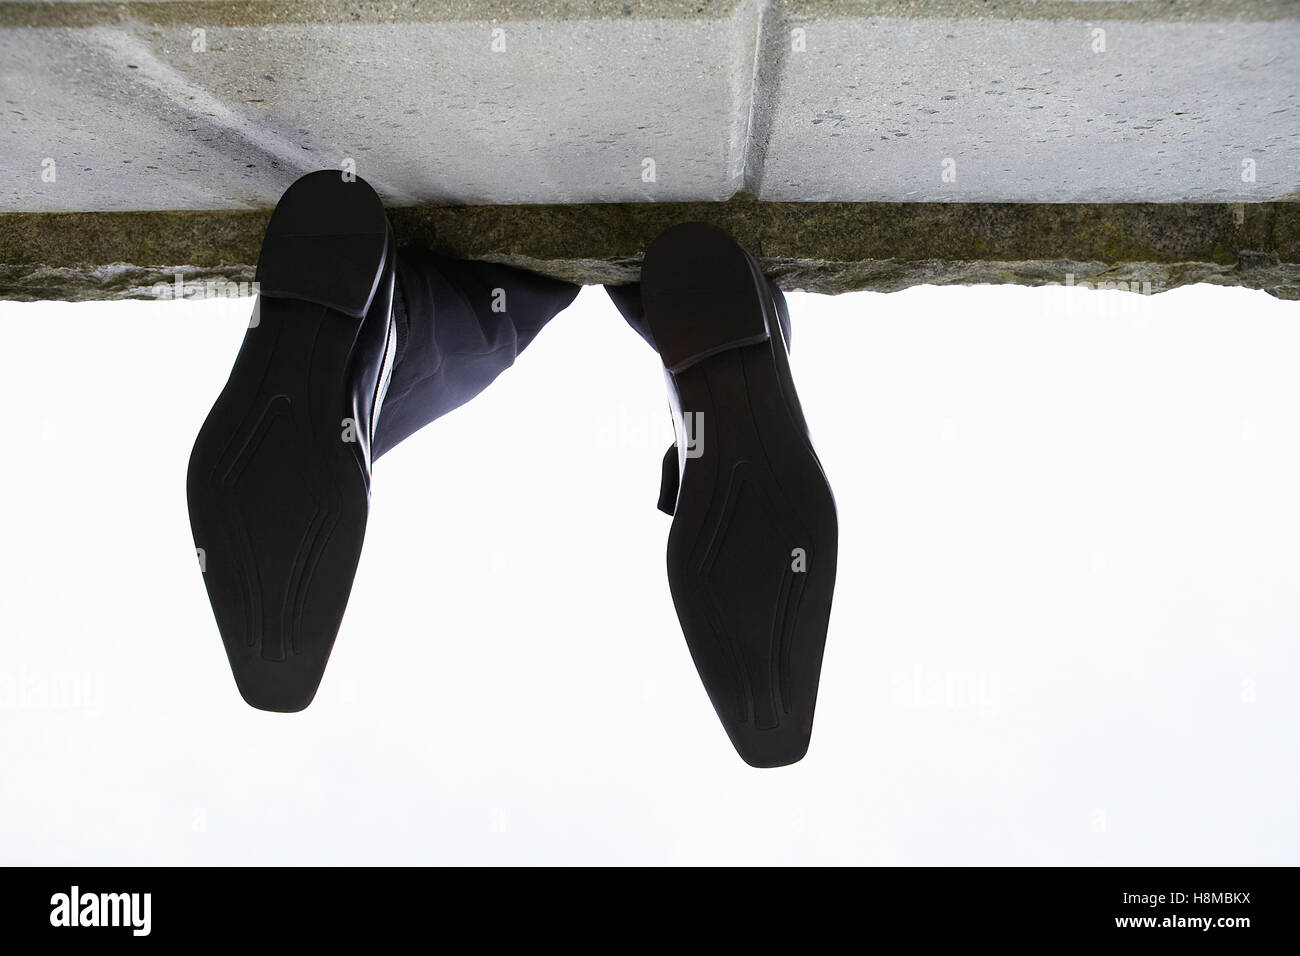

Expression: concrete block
xmin=758 ymin=5 xmax=1299 ymax=201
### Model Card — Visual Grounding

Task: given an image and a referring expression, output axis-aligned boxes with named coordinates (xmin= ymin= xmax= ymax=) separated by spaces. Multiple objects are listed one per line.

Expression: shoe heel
xmin=641 ymin=222 xmax=772 ymax=373
xmin=255 ymin=171 xmax=390 ymax=318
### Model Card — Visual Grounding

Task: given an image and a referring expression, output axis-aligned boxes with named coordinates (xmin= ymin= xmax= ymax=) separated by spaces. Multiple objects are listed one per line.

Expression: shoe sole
xmin=642 ymin=222 xmax=838 ymax=767
xmin=187 ymin=171 xmax=391 ymax=712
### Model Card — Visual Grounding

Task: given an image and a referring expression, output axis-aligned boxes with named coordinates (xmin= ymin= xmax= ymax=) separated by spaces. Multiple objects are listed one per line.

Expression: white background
xmin=1 ymin=281 xmax=1297 ymax=865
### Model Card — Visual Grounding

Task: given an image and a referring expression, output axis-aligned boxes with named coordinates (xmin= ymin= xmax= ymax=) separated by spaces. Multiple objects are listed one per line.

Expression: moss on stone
xmin=2 ymin=200 xmax=1297 ymax=301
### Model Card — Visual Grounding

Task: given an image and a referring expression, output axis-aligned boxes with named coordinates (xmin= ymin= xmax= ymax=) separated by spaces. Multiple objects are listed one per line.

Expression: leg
xmin=376 ymin=248 xmax=579 ymax=457
xmin=189 ymin=170 xmax=579 ymax=712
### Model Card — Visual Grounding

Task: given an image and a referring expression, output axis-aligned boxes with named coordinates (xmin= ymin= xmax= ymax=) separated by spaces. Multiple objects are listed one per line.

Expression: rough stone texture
xmin=4 ymin=0 xmax=1296 ymax=210
xmin=0 ymin=0 xmax=1297 ymax=300
xmin=759 ymin=10 xmax=1300 ymax=201
xmin=2 ymin=199 xmax=1296 ymax=300
xmin=3 ymin=2 xmax=761 ymax=211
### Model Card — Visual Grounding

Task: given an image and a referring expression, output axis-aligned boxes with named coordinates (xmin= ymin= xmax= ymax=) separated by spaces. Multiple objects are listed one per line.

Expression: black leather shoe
xmin=187 ymin=171 xmax=397 ymax=712
xmin=637 ymin=223 xmax=838 ymax=767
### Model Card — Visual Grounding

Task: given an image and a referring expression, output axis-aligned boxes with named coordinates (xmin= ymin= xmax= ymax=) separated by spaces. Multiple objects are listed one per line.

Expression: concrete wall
xmin=1 ymin=1 xmax=1296 ymax=299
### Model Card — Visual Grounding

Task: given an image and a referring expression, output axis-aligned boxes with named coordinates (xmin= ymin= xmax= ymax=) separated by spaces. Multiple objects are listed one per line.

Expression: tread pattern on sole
xmin=642 ymin=222 xmax=838 ymax=767
xmin=188 ymin=300 xmax=370 ymax=711
xmin=698 ymin=460 xmax=810 ymax=730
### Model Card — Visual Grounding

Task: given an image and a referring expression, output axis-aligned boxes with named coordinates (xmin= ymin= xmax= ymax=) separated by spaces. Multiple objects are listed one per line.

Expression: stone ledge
xmin=2 ymin=199 xmax=1295 ymax=301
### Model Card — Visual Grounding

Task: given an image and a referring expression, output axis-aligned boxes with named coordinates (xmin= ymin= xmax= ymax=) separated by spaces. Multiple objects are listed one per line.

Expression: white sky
xmin=1 ymin=281 xmax=1297 ymax=865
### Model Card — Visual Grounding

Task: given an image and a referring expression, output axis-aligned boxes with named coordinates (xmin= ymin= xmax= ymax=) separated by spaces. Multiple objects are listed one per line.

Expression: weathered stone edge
xmin=2 ymin=199 xmax=1296 ymax=301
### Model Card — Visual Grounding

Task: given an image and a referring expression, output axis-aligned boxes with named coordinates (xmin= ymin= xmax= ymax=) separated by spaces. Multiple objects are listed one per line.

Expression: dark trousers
xmin=374 ymin=248 xmax=581 ymax=458
xmin=373 ymin=249 xmax=791 ymax=458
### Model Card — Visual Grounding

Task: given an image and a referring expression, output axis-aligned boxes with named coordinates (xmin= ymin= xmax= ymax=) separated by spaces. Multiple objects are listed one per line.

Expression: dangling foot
xmin=187 ymin=171 xmax=398 ymax=712
xmin=639 ymin=222 xmax=838 ymax=767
